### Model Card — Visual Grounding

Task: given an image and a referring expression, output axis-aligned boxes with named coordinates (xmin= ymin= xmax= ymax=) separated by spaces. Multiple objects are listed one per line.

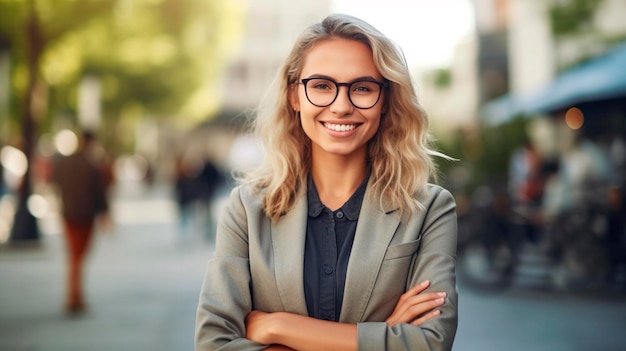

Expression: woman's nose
xmin=329 ymin=86 xmax=354 ymax=114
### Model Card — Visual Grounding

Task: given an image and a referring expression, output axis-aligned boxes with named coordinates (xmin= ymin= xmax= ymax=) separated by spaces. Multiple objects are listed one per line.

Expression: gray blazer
xmin=195 ymin=180 xmax=458 ymax=351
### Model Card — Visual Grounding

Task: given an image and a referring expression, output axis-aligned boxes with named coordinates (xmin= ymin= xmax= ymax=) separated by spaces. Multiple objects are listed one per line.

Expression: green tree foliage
xmin=431 ymin=68 xmax=453 ymax=89
xmin=0 ymin=0 xmax=244 ymax=242
xmin=547 ymin=0 xmax=626 ymax=70
xmin=549 ymin=0 xmax=603 ymax=37
xmin=1 ymin=0 xmax=244 ymax=132
xmin=436 ymin=117 xmax=530 ymax=198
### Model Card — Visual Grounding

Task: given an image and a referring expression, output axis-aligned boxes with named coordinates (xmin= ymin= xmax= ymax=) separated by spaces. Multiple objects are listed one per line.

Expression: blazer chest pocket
xmin=383 ymin=236 xmax=422 ymax=260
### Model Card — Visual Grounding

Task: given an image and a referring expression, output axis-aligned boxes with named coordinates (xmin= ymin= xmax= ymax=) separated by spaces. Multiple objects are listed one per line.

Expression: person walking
xmin=52 ymin=130 xmax=111 ymax=314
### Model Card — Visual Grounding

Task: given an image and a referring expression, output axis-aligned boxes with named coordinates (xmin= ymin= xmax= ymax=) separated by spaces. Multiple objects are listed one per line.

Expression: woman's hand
xmin=246 ymin=310 xmax=275 ymax=345
xmin=246 ymin=311 xmax=296 ymax=350
xmin=385 ymin=280 xmax=446 ymax=327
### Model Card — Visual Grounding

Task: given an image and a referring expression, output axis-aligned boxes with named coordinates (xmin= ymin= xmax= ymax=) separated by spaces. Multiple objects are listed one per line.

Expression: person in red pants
xmin=53 ymin=130 xmax=111 ymax=314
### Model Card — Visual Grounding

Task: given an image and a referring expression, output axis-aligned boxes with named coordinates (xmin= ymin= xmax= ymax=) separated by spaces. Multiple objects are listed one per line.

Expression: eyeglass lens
xmin=303 ymin=78 xmax=383 ymax=109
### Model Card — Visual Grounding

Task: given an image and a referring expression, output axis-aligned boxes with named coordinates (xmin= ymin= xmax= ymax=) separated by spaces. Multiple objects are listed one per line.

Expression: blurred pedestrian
xmin=195 ymin=159 xmax=225 ymax=242
xmin=52 ymin=130 xmax=111 ymax=314
xmin=173 ymin=153 xmax=197 ymax=240
xmin=195 ymin=14 xmax=458 ymax=350
xmin=174 ymin=154 xmax=225 ymax=244
xmin=508 ymin=139 xmax=545 ymax=244
xmin=509 ymin=139 xmax=544 ymax=205
xmin=607 ymin=185 xmax=626 ymax=287
xmin=560 ymin=134 xmax=613 ymax=204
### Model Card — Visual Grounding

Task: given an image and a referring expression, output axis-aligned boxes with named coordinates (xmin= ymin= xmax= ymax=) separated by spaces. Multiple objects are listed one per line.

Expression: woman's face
xmin=290 ymin=38 xmax=385 ymax=162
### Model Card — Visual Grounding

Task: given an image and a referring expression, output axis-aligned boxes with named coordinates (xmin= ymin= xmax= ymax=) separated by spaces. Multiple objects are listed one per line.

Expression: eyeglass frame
xmin=294 ymin=77 xmax=389 ymax=110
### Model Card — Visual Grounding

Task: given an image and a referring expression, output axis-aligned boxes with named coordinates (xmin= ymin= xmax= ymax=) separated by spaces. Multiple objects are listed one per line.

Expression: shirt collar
xmin=307 ymin=171 xmax=370 ymax=220
xmin=307 ymin=174 xmax=326 ymax=217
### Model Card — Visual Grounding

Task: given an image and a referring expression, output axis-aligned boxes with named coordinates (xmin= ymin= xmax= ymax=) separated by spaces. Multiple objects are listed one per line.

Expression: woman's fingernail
xmin=439 ymin=292 xmax=447 ymax=297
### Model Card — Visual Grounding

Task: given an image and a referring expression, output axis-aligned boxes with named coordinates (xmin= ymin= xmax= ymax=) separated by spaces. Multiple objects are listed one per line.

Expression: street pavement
xmin=1 ymin=180 xmax=625 ymax=351
xmin=455 ymin=285 xmax=626 ymax=351
xmin=0 ymin=181 xmax=213 ymax=351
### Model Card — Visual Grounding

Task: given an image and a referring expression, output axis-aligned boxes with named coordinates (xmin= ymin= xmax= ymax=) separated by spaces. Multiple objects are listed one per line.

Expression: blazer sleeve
xmin=195 ymin=187 xmax=266 ymax=351
xmin=357 ymin=187 xmax=458 ymax=351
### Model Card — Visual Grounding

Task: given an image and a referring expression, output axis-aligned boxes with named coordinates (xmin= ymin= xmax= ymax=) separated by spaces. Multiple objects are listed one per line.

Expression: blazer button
xmin=336 ymin=211 xmax=344 ymax=219
xmin=324 ymin=264 xmax=334 ymax=275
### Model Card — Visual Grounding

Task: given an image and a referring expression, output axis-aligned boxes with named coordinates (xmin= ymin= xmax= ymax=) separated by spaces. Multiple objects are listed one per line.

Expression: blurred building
xmin=186 ymin=1 xmax=332 ymax=172
xmin=475 ymin=0 xmax=626 ymax=127
xmin=151 ymin=2 xmax=331 ymax=181
xmin=472 ymin=0 xmax=513 ymax=103
xmin=419 ymin=35 xmax=480 ymax=138
xmin=219 ymin=0 xmax=331 ymax=113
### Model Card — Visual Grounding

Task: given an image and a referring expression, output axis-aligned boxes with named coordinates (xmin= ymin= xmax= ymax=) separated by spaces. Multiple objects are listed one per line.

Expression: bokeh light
xmin=27 ymin=193 xmax=49 ymax=219
xmin=54 ymin=129 xmax=79 ymax=156
xmin=564 ymin=107 xmax=584 ymax=130
xmin=0 ymin=145 xmax=28 ymax=178
xmin=0 ymin=195 xmax=15 ymax=244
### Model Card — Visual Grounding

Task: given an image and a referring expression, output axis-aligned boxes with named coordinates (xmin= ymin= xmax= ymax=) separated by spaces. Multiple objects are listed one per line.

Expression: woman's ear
xmin=381 ymin=96 xmax=389 ymax=115
xmin=380 ymin=85 xmax=390 ymax=114
xmin=288 ymin=84 xmax=300 ymax=112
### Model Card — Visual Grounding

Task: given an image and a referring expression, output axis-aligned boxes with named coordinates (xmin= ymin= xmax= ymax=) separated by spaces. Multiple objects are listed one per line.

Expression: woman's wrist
xmin=246 ymin=310 xmax=286 ymax=345
xmin=265 ymin=312 xmax=290 ymax=345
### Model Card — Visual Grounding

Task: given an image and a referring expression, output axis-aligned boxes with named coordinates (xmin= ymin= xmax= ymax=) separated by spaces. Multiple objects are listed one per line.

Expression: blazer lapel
xmin=340 ymin=183 xmax=400 ymax=322
xmin=271 ymin=190 xmax=309 ymax=315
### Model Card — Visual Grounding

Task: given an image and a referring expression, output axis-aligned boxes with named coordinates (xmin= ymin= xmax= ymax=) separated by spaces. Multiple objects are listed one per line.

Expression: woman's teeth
xmin=324 ymin=123 xmax=357 ymax=132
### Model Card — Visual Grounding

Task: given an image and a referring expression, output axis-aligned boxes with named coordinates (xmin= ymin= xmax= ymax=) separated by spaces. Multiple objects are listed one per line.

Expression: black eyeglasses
xmin=295 ymin=77 xmax=388 ymax=109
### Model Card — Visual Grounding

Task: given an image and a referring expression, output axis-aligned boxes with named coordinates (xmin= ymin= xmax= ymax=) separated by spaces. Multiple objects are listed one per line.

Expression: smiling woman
xmin=195 ymin=13 xmax=458 ymax=351
xmin=290 ymin=38 xmax=385 ymax=164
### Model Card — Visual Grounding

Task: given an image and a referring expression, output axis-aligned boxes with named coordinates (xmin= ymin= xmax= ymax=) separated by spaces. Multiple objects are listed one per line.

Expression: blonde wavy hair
xmin=241 ymin=13 xmax=445 ymax=222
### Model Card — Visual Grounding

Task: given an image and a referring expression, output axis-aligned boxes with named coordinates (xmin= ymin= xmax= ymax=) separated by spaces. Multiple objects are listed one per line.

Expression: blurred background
xmin=0 ymin=0 xmax=625 ymax=350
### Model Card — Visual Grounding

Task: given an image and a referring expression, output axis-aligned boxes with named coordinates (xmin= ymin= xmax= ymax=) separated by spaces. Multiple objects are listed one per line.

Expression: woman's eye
xmin=313 ymin=83 xmax=331 ymax=90
xmin=307 ymin=79 xmax=335 ymax=91
xmin=353 ymin=86 xmax=372 ymax=92
xmin=352 ymin=82 xmax=376 ymax=93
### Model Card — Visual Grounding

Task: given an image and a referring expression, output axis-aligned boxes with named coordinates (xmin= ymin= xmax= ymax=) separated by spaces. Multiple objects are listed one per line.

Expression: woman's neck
xmin=311 ymin=154 xmax=367 ymax=211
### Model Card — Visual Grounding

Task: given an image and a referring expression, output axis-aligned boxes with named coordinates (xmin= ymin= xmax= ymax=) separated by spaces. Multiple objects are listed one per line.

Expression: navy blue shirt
xmin=303 ymin=173 xmax=369 ymax=321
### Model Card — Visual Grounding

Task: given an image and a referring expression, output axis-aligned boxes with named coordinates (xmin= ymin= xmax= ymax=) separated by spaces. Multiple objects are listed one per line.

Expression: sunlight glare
xmin=331 ymin=0 xmax=474 ymax=68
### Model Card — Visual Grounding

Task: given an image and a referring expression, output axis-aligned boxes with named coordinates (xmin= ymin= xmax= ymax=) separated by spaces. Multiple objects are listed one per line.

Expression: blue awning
xmin=482 ymin=42 xmax=626 ymax=125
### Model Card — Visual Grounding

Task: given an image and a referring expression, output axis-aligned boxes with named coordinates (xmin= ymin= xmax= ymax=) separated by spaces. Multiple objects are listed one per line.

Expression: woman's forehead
xmin=300 ymin=38 xmax=382 ymax=80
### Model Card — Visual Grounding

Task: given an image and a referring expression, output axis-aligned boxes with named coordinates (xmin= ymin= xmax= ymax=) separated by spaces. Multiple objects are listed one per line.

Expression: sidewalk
xmin=0 ymin=181 xmax=215 ymax=351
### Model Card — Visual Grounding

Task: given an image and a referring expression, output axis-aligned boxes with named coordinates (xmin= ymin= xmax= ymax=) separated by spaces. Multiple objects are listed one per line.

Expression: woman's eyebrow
xmin=303 ymin=74 xmax=382 ymax=82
